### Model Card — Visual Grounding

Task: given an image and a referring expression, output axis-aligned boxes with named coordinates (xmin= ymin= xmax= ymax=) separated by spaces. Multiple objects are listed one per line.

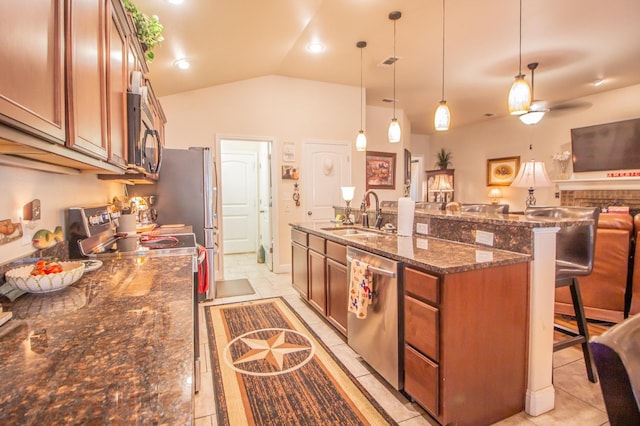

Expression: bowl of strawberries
xmin=5 ymin=260 xmax=85 ymax=293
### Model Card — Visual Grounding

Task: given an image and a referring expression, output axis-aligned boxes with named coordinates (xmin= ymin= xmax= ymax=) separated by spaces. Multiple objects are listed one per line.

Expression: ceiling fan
xmin=519 ymin=62 xmax=549 ymax=125
xmin=519 ymin=62 xmax=590 ymax=125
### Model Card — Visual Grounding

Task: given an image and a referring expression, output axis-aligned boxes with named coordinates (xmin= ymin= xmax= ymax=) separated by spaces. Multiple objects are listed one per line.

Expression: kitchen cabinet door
xmin=326 ymin=258 xmax=347 ymax=336
xmin=0 ymin=0 xmax=66 ymax=143
xmin=308 ymin=248 xmax=326 ymax=315
xmin=291 ymin=242 xmax=308 ymax=298
xmin=106 ymin=0 xmax=128 ymax=168
xmin=65 ymin=0 xmax=108 ymax=160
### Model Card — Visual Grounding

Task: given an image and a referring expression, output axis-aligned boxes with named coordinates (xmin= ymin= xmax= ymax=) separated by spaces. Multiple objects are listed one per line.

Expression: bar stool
xmin=525 ymin=206 xmax=600 ymax=383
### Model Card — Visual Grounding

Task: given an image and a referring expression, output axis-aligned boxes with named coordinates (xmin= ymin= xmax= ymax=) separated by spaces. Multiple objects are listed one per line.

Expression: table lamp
xmin=510 ymin=159 xmax=552 ymax=206
xmin=428 ymin=175 xmax=453 ymax=209
xmin=487 ymin=187 xmax=503 ymax=204
xmin=341 ymin=186 xmax=355 ymax=225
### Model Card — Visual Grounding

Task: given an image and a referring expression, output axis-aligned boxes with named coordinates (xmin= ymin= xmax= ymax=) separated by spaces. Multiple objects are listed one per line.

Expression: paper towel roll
xmin=397 ymin=197 xmax=415 ymax=236
xmin=117 ymin=214 xmax=136 ymax=237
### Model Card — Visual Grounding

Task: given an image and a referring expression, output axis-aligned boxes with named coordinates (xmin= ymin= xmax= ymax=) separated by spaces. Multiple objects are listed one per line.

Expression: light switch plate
xmin=416 ymin=223 xmax=429 ymax=235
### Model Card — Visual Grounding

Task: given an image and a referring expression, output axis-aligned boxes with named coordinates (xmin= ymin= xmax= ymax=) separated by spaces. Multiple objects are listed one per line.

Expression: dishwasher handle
xmin=346 ymin=256 xmax=397 ymax=278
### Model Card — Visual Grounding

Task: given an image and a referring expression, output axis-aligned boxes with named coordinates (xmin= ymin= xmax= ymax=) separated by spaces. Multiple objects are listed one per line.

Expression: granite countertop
xmin=0 ymin=253 xmax=195 ymax=425
xmin=291 ymin=221 xmax=531 ymax=274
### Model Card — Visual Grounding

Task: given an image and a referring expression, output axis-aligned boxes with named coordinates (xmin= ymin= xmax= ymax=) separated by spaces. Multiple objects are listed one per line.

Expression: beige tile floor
xmin=194 ymin=253 xmax=610 ymax=426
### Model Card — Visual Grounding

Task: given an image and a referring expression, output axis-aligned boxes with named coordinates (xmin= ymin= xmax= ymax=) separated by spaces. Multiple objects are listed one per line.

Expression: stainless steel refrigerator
xmin=135 ymin=147 xmax=218 ymax=300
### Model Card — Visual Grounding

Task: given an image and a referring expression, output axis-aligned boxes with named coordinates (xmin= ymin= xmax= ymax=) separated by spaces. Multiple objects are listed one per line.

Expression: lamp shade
xmin=434 ymin=101 xmax=450 ymax=131
xmin=388 ymin=118 xmax=401 ymax=143
xmin=511 ymin=160 xmax=553 ymax=189
xmin=428 ymin=174 xmax=453 ymax=192
xmin=355 ymin=130 xmax=367 ymax=151
xmin=487 ymin=187 xmax=503 ymax=203
xmin=508 ymin=75 xmax=532 ymax=115
xmin=341 ymin=186 xmax=355 ymax=202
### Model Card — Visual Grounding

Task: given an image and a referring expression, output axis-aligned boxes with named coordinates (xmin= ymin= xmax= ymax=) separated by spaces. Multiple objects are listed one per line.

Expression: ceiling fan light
xmin=434 ymin=101 xmax=450 ymax=131
xmin=508 ymin=75 xmax=532 ymax=115
xmin=519 ymin=110 xmax=545 ymax=125
xmin=356 ymin=130 xmax=367 ymax=151
xmin=388 ymin=118 xmax=401 ymax=143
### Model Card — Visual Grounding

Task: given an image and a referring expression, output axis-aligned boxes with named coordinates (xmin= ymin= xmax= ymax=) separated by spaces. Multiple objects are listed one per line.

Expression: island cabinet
xmin=403 ymin=263 xmax=529 ymax=426
xmin=325 ymin=240 xmax=348 ymax=336
xmin=307 ymin=234 xmax=327 ymax=315
xmin=291 ymin=229 xmax=309 ymax=298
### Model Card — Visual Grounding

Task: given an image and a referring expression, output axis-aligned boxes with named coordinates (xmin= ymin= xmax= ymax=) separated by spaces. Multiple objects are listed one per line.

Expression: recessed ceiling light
xmin=166 ymin=0 xmax=184 ymax=4
xmin=592 ymin=79 xmax=605 ymax=87
xmin=174 ymin=58 xmax=190 ymax=70
xmin=306 ymin=42 xmax=325 ymax=53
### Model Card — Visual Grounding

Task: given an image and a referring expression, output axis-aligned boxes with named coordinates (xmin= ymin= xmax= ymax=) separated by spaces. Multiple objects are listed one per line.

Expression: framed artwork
xmin=282 ymin=165 xmax=299 ymax=180
xmin=487 ymin=156 xmax=520 ymax=186
xmin=366 ymin=151 xmax=396 ymax=189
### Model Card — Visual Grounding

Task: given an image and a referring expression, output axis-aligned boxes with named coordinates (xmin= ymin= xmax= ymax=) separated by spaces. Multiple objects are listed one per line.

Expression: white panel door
xmin=303 ymin=141 xmax=351 ymax=221
xmin=221 ymin=152 xmax=258 ymax=254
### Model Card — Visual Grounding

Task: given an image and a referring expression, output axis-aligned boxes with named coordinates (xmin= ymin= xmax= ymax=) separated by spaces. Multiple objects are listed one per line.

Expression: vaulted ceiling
xmin=134 ymin=0 xmax=640 ymax=134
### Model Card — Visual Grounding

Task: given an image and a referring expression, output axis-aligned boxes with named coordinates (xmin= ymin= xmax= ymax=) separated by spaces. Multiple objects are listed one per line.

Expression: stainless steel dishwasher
xmin=347 ymin=246 xmax=402 ymax=390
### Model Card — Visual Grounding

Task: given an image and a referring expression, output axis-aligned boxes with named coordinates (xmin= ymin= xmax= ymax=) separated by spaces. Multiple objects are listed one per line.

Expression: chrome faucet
xmin=360 ymin=190 xmax=383 ymax=229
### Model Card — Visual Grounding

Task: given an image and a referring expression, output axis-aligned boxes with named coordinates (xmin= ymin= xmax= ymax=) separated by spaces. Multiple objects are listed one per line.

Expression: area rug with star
xmin=204 ymin=297 xmax=396 ymax=425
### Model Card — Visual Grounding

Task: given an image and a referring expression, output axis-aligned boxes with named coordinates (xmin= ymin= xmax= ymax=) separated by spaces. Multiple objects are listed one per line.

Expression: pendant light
xmin=508 ymin=0 xmax=531 ymax=115
xmin=519 ymin=62 xmax=549 ymax=125
xmin=434 ymin=0 xmax=450 ymax=131
xmin=356 ymin=41 xmax=367 ymax=151
xmin=388 ymin=11 xmax=402 ymax=143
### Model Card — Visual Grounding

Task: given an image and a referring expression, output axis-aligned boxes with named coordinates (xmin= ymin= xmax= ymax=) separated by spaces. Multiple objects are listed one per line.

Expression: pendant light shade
xmin=388 ymin=11 xmax=401 ymax=143
xmin=508 ymin=0 xmax=532 ymax=115
xmin=434 ymin=0 xmax=450 ymax=131
xmin=388 ymin=118 xmax=401 ymax=142
xmin=434 ymin=101 xmax=450 ymax=131
xmin=355 ymin=41 xmax=367 ymax=151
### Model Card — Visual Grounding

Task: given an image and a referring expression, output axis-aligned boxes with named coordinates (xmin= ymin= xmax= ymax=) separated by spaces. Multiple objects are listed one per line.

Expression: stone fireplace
xmin=560 ymin=189 xmax=640 ymax=216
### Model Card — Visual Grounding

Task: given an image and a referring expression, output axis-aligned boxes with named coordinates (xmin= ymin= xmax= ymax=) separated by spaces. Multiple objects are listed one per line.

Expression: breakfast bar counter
xmin=0 ymin=254 xmax=194 ymax=425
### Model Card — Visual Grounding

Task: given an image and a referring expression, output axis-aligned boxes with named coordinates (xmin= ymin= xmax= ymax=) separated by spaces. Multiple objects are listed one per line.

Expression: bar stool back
xmin=525 ymin=206 xmax=600 ymax=383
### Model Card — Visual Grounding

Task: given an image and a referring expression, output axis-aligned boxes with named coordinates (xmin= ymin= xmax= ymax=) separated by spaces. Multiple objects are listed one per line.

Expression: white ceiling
xmin=134 ymin=0 xmax=640 ymax=135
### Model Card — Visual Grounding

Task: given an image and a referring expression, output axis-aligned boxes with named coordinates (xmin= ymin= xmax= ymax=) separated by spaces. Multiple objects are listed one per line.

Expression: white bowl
xmin=5 ymin=261 xmax=85 ymax=293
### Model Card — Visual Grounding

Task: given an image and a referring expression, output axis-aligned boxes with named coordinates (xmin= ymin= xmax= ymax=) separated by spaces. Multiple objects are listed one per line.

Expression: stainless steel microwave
xmin=127 ymin=92 xmax=162 ymax=175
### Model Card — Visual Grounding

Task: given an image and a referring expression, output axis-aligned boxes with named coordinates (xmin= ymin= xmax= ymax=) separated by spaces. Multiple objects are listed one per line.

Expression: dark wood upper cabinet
xmin=64 ymin=0 xmax=108 ymax=160
xmin=0 ymin=0 xmax=66 ymax=143
xmin=106 ymin=0 xmax=128 ymax=168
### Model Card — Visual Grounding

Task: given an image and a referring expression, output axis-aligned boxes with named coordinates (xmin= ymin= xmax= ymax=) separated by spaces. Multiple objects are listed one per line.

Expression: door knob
xmin=307 ymin=211 xmax=312 ymax=216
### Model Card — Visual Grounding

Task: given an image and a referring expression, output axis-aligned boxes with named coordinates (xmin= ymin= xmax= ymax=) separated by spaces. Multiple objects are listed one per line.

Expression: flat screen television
xmin=571 ymin=118 xmax=640 ymax=172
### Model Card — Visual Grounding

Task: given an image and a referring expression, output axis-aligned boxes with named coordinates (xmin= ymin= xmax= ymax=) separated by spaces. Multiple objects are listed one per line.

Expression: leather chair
xmin=525 ymin=206 xmax=600 ymax=383
xmin=629 ymin=214 xmax=640 ymax=316
xmin=589 ymin=313 xmax=640 ymax=425
xmin=556 ymin=213 xmax=633 ymax=323
xmin=461 ymin=203 xmax=509 ymax=214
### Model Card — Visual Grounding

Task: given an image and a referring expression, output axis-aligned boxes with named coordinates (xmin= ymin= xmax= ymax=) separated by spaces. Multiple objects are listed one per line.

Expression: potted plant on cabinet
xmin=123 ymin=0 xmax=164 ymax=62
xmin=435 ymin=148 xmax=452 ymax=169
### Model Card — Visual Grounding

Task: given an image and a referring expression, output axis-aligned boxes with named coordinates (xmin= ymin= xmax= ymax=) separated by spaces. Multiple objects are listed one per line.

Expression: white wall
xmin=0 ymin=166 xmax=123 ymax=264
xmin=159 ymin=75 xmax=362 ymax=272
xmin=429 ymin=84 xmax=640 ymax=212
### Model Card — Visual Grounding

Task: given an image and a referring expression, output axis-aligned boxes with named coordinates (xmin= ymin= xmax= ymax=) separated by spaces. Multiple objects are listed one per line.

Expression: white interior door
xmin=221 ymin=152 xmax=258 ymax=254
xmin=258 ymin=144 xmax=273 ymax=270
xmin=303 ymin=141 xmax=351 ymax=221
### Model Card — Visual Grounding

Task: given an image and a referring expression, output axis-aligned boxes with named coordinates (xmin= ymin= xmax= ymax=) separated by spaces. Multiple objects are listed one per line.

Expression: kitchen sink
xmin=321 ymin=227 xmax=383 ymax=238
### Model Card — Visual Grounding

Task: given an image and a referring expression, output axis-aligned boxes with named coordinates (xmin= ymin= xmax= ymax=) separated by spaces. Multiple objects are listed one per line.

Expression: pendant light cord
xmin=360 ymin=45 xmax=364 ymax=130
xmin=393 ymin=17 xmax=397 ymax=119
xmin=518 ymin=0 xmax=523 ymax=76
xmin=440 ymin=0 xmax=446 ymax=101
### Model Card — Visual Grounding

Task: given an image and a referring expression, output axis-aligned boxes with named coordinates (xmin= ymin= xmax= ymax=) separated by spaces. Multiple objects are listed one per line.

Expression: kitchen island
xmin=0 ymin=253 xmax=194 ymax=425
xmin=292 ymin=209 xmax=592 ymax=420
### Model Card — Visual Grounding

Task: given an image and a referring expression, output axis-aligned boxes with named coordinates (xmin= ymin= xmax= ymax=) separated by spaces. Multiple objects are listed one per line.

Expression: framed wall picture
xmin=366 ymin=151 xmax=396 ymax=189
xmin=487 ymin=156 xmax=520 ymax=186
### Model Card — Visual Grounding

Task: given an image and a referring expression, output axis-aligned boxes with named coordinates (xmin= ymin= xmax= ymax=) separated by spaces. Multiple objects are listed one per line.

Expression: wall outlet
xmin=416 ymin=223 xmax=429 ymax=235
xmin=475 ymin=230 xmax=494 ymax=246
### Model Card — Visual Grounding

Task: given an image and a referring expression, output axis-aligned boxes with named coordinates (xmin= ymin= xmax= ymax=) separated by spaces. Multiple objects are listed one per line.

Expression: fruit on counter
xmin=32 ymin=229 xmax=59 ymax=249
xmin=30 ymin=260 xmax=63 ymax=276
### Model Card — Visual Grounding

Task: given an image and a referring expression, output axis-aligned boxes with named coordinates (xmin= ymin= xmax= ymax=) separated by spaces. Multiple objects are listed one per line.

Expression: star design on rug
xmin=233 ymin=331 xmax=311 ymax=371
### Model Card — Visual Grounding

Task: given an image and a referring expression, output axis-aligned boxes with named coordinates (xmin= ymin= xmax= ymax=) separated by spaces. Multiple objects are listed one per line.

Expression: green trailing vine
xmin=123 ymin=0 xmax=164 ymax=62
